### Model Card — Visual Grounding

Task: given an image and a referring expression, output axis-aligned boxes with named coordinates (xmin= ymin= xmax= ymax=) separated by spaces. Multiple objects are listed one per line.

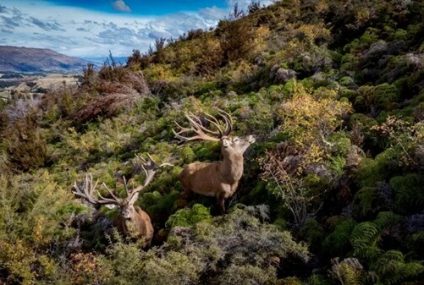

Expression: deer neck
xmin=220 ymin=152 xmax=244 ymax=183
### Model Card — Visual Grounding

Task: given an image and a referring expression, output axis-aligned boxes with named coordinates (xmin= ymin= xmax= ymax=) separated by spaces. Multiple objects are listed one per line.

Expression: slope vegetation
xmin=0 ymin=0 xmax=423 ymax=284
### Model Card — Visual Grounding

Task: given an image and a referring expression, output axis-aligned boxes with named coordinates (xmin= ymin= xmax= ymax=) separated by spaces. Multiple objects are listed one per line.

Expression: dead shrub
xmin=2 ymin=111 xmax=48 ymax=172
xmin=72 ymin=93 xmax=138 ymax=124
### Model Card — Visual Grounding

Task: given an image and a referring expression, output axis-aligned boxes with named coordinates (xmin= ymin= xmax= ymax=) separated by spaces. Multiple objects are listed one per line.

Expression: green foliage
xmin=165 ymin=204 xmax=212 ymax=228
xmin=217 ymin=19 xmax=258 ymax=62
xmin=350 ymin=222 xmax=381 ymax=261
xmin=0 ymin=0 xmax=424 ymax=283
xmin=0 ymin=172 xmax=79 ymax=284
xmin=356 ymin=83 xmax=400 ymax=113
xmin=322 ymin=219 xmax=357 ymax=257
xmin=2 ymin=113 xmax=49 ymax=171
xmin=352 ymin=187 xmax=378 ymax=219
xmin=300 ymin=218 xmax=325 ymax=251
xmin=355 ymin=148 xmax=401 ymax=187
xmin=408 ymin=231 xmax=424 ymax=259
xmin=371 ymin=250 xmax=424 ymax=285
xmin=216 ymin=264 xmax=278 ymax=285
xmin=330 ymin=258 xmax=365 ymax=285
xmin=97 ymin=206 xmax=309 ymax=284
xmin=373 ymin=211 xmax=402 ymax=230
xmin=390 ymin=174 xmax=424 ymax=214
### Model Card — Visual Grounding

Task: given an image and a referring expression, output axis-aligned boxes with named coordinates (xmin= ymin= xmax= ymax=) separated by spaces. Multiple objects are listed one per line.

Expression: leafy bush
xmin=165 ymin=204 xmax=212 ymax=228
xmin=322 ymin=218 xmax=357 ymax=257
xmin=390 ymin=174 xmax=424 ymax=214
xmin=2 ymin=113 xmax=49 ymax=171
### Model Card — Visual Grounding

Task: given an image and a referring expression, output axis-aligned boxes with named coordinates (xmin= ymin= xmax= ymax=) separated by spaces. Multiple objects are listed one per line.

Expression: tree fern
xmin=322 ymin=219 xmax=356 ymax=256
xmin=390 ymin=174 xmax=424 ymax=215
xmin=350 ymin=222 xmax=381 ymax=261
xmin=373 ymin=211 xmax=402 ymax=231
xmin=353 ymin=187 xmax=378 ymax=218
xmin=372 ymin=250 xmax=424 ymax=285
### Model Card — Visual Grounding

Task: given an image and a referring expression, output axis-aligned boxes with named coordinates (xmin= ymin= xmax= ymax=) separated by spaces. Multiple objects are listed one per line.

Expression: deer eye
xmin=233 ymin=137 xmax=240 ymax=143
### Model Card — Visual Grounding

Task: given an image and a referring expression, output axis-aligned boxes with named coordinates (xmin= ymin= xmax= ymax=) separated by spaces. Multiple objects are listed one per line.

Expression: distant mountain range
xmin=0 ymin=46 xmax=89 ymax=73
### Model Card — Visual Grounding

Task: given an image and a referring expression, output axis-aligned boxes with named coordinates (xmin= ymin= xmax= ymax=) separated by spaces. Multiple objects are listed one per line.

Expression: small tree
xmin=127 ymin=49 xmax=142 ymax=67
xmin=260 ymin=85 xmax=352 ymax=227
xmin=248 ymin=1 xmax=262 ymax=14
xmin=231 ymin=3 xmax=244 ymax=19
xmin=218 ymin=19 xmax=256 ymax=62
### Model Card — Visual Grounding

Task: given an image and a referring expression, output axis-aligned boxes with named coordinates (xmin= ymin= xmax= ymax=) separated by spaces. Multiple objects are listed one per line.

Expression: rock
xmin=272 ymin=67 xmax=296 ymax=83
xmin=364 ymin=40 xmax=388 ymax=58
xmin=405 ymin=53 xmax=424 ymax=68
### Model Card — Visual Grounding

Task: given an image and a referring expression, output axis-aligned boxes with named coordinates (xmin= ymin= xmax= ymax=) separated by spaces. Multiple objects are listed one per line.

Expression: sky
xmin=0 ymin=0 xmax=273 ymax=58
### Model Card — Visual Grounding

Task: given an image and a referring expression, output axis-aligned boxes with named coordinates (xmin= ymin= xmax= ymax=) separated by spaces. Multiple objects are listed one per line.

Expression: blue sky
xmin=43 ymin=0 xmax=229 ymax=15
xmin=0 ymin=0 xmax=273 ymax=57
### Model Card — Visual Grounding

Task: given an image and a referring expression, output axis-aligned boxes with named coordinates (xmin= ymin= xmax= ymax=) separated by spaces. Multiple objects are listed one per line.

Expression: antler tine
xmin=172 ymin=109 xmax=236 ymax=142
xmin=127 ymin=154 xmax=174 ymax=204
xmin=72 ymin=174 xmax=119 ymax=206
xmin=122 ymin=176 xmax=130 ymax=197
xmin=72 ymin=175 xmax=96 ymax=205
xmin=141 ymin=154 xmax=159 ymax=187
xmin=185 ymin=113 xmax=221 ymax=137
xmin=187 ymin=112 xmax=221 ymax=136
xmin=173 ymin=112 xmax=220 ymax=142
xmin=137 ymin=154 xmax=174 ymax=189
xmin=172 ymin=121 xmax=201 ymax=141
xmin=202 ymin=112 xmax=225 ymax=137
xmin=101 ymin=183 xmax=120 ymax=201
xmin=218 ymin=109 xmax=233 ymax=136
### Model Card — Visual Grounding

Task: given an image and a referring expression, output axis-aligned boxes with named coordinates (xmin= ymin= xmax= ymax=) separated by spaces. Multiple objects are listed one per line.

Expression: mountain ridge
xmin=0 ymin=45 xmax=88 ymax=73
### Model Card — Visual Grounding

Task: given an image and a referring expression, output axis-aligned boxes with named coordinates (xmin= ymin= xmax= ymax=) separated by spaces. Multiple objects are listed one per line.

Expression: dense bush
xmin=1 ymin=0 xmax=423 ymax=283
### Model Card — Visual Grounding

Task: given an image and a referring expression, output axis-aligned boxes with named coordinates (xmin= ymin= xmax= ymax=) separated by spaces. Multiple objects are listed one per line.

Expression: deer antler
xmin=127 ymin=154 xmax=173 ymax=204
xmin=173 ymin=110 xmax=233 ymax=142
xmin=72 ymin=155 xmax=172 ymax=207
xmin=72 ymin=174 xmax=121 ymax=206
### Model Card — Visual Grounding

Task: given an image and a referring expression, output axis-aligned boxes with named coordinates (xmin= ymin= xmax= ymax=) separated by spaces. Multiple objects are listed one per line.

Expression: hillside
xmin=0 ymin=46 xmax=88 ymax=73
xmin=0 ymin=0 xmax=423 ymax=284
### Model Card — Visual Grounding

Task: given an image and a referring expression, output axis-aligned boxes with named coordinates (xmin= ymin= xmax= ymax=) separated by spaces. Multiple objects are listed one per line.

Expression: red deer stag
xmin=72 ymin=155 xmax=169 ymax=246
xmin=173 ymin=110 xmax=256 ymax=212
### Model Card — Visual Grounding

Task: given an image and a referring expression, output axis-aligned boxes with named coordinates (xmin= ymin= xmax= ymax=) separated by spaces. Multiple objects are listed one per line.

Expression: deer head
xmin=72 ymin=155 xmax=171 ymax=240
xmin=173 ymin=110 xmax=256 ymax=156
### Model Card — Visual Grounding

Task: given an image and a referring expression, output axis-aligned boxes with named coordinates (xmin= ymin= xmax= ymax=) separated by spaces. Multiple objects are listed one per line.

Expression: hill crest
xmin=0 ymin=46 xmax=88 ymax=73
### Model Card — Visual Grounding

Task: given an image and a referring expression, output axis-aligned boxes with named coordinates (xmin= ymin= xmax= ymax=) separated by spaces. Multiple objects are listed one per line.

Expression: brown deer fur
xmin=174 ymin=111 xmax=255 ymax=212
xmin=72 ymin=155 xmax=170 ymax=246
xmin=117 ymin=204 xmax=154 ymax=244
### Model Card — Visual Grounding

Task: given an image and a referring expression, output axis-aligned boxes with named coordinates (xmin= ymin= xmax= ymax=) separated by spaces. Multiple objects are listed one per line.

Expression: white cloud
xmin=112 ymin=0 xmax=131 ymax=12
xmin=0 ymin=0 xmax=273 ymax=58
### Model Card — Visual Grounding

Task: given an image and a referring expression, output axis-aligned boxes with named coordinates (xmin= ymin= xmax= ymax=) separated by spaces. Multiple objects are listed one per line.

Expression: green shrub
xmin=300 ymin=218 xmax=324 ymax=251
xmin=350 ymin=222 xmax=381 ymax=262
xmin=371 ymin=250 xmax=424 ymax=285
xmin=3 ymin=115 xmax=49 ymax=172
xmin=352 ymin=187 xmax=378 ymax=219
xmin=165 ymin=204 xmax=212 ymax=228
xmin=390 ymin=174 xmax=424 ymax=214
xmin=322 ymin=219 xmax=357 ymax=257
xmin=356 ymin=84 xmax=400 ymax=113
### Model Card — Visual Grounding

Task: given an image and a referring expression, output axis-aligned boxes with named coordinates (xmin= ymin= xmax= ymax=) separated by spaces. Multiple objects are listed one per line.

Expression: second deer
xmin=174 ymin=110 xmax=256 ymax=212
xmin=72 ymin=155 xmax=170 ymax=246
